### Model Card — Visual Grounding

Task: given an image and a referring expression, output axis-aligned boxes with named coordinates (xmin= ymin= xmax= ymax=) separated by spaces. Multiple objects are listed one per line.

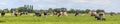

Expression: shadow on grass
xmin=0 ymin=20 xmax=5 ymax=23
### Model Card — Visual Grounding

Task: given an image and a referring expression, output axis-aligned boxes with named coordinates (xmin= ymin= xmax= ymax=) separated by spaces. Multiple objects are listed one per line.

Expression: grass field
xmin=0 ymin=13 xmax=119 ymax=24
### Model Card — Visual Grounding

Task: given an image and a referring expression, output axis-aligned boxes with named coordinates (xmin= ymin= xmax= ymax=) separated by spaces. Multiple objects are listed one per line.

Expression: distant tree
xmin=117 ymin=12 xmax=120 ymax=14
xmin=10 ymin=8 xmax=16 ymax=13
xmin=85 ymin=9 xmax=91 ymax=13
xmin=17 ymin=7 xmax=27 ymax=12
xmin=48 ymin=8 xmax=53 ymax=13
xmin=79 ymin=10 xmax=86 ymax=13
xmin=68 ymin=9 xmax=75 ymax=13
xmin=61 ymin=7 xmax=67 ymax=12
xmin=17 ymin=5 xmax=34 ymax=13
xmin=54 ymin=8 xmax=61 ymax=12
xmin=3 ymin=8 xmax=9 ymax=13
xmin=39 ymin=9 xmax=44 ymax=13
xmin=96 ymin=9 xmax=105 ymax=13
xmin=25 ymin=5 xmax=34 ymax=13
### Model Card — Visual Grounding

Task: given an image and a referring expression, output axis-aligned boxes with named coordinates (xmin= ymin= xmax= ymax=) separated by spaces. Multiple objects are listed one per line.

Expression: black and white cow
xmin=35 ymin=12 xmax=41 ymax=17
xmin=75 ymin=10 xmax=80 ymax=16
xmin=98 ymin=12 xmax=106 ymax=21
xmin=13 ymin=11 xmax=18 ymax=16
xmin=1 ymin=10 xmax=5 ymax=17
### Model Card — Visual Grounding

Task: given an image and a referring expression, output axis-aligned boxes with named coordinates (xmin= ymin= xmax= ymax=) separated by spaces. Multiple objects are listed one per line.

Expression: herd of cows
xmin=0 ymin=10 xmax=115 ymax=21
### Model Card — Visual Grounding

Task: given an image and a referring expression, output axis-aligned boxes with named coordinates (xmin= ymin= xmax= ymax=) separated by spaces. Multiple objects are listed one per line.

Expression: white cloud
xmin=0 ymin=2 xmax=7 ymax=5
xmin=89 ymin=0 xmax=111 ymax=5
xmin=31 ymin=0 xmax=40 ymax=2
xmin=36 ymin=0 xmax=107 ymax=5
xmin=47 ymin=0 xmax=110 ymax=5
xmin=68 ymin=0 xmax=89 ymax=3
xmin=24 ymin=0 xmax=40 ymax=2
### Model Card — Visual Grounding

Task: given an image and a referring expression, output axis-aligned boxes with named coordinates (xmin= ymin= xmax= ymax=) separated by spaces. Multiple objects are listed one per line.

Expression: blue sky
xmin=0 ymin=0 xmax=120 ymax=13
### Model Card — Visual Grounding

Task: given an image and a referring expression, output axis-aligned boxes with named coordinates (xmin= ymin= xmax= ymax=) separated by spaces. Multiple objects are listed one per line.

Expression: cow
xmin=35 ymin=12 xmax=41 ymax=17
xmin=74 ymin=10 xmax=80 ymax=16
xmin=53 ymin=9 xmax=62 ymax=17
xmin=62 ymin=12 xmax=67 ymax=16
xmin=20 ymin=12 xmax=28 ymax=16
xmin=110 ymin=12 xmax=114 ymax=16
xmin=43 ymin=11 xmax=48 ymax=17
xmin=1 ymin=10 xmax=5 ymax=17
xmin=20 ymin=12 xmax=24 ymax=16
xmin=89 ymin=11 xmax=106 ymax=21
xmin=13 ymin=11 xmax=18 ymax=17
xmin=88 ymin=10 xmax=95 ymax=16
xmin=98 ymin=12 xmax=106 ymax=21
xmin=53 ymin=8 xmax=68 ymax=17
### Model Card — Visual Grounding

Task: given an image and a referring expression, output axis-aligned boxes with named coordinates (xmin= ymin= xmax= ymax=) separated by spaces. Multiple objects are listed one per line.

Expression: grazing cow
xmin=35 ymin=12 xmax=41 ymax=17
xmin=25 ymin=12 xmax=28 ymax=15
xmin=1 ymin=10 xmax=5 ymax=17
xmin=89 ymin=10 xmax=95 ymax=16
xmin=44 ymin=12 xmax=47 ymax=16
xmin=20 ymin=12 xmax=24 ymax=16
xmin=110 ymin=12 xmax=114 ymax=16
xmin=62 ymin=12 xmax=67 ymax=16
xmin=53 ymin=11 xmax=57 ymax=15
xmin=20 ymin=12 xmax=28 ymax=16
xmin=61 ymin=8 xmax=67 ymax=16
xmin=92 ymin=12 xmax=102 ymax=20
xmin=90 ymin=11 xmax=106 ymax=21
xmin=75 ymin=10 xmax=80 ymax=16
xmin=98 ymin=12 xmax=104 ymax=17
xmin=53 ymin=9 xmax=62 ymax=17
xmin=43 ymin=11 xmax=48 ymax=17
xmin=89 ymin=12 xmax=101 ymax=20
xmin=92 ymin=12 xmax=97 ymax=16
xmin=57 ymin=10 xmax=67 ymax=17
xmin=13 ymin=11 xmax=18 ymax=16
xmin=94 ymin=16 xmax=101 ymax=20
xmin=48 ymin=13 xmax=53 ymax=16
xmin=98 ymin=12 xmax=106 ymax=21
xmin=53 ymin=8 xmax=67 ymax=17
xmin=58 ymin=12 xmax=62 ymax=17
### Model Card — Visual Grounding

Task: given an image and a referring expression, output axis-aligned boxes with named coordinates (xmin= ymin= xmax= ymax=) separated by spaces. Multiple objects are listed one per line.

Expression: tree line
xmin=0 ymin=5 xmax=106 ymax=13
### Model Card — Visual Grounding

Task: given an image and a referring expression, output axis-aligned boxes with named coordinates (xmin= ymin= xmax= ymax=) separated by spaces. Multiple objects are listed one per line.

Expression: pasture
xmin=0 ymin=13 xmax=119 ymax=24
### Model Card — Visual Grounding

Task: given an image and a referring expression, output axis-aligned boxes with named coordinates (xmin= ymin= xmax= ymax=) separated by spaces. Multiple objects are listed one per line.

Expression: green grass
xmin=0 ymin=13 xmax=119 ymax=24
